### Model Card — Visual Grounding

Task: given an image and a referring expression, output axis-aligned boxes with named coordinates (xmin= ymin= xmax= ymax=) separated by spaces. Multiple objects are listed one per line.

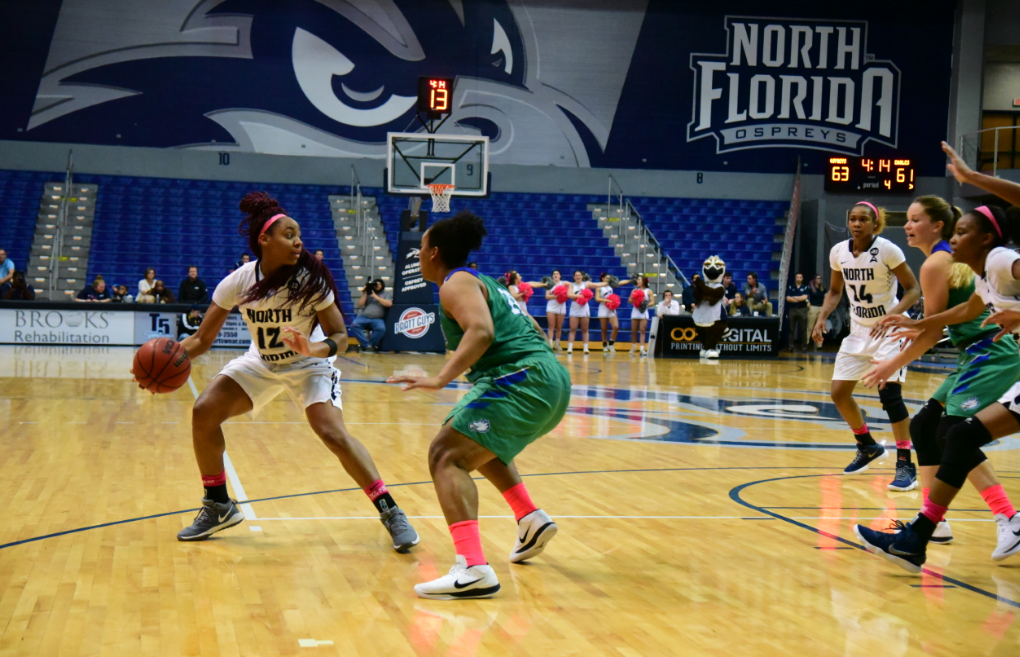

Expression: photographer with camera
xmin=349 ymin=278 xmax=392 ymax=352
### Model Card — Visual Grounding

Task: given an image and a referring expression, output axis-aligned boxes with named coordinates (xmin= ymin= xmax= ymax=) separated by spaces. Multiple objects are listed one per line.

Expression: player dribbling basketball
xmin=171 ymin=192 xmax=419 ymax=550
xmin=388 ymin=210 xmax=571 ymax=600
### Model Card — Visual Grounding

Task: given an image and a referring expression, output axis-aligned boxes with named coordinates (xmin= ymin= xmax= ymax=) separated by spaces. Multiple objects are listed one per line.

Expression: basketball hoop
xmin=427 ymin=183 xmax=455 ymax=213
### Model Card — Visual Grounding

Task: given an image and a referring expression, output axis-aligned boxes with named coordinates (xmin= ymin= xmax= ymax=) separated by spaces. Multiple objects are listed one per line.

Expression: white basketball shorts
xmin=832 ymin=321 xmax=907 ymax=383
xmin=219 ymin=351 xmax=342 ymax=417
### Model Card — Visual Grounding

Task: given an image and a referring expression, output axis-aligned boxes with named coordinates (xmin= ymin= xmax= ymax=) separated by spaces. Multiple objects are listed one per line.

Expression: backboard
xmin=386 ymin=132 xmax=489 ymax=196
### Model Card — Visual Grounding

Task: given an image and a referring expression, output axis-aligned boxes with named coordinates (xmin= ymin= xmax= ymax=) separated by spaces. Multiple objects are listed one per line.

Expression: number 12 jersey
xmin=829 ymin=236 xmax=906 ymax=327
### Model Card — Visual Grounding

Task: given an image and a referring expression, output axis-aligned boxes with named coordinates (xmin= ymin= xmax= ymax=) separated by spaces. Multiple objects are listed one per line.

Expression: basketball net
xmin=427 ymin=183 xmax=455 ymax=213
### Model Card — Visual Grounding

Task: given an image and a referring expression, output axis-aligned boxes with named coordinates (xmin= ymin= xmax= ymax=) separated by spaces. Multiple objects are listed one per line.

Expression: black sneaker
xmin=177 ymin=498 xmax=244 ymax=541
xmin=844 ymin=444 xmax=885 ymax=475
xmin=380 ymin=507 xmax=420 ymax=552
xmin=855 ymin=523 xmax=926 ymax=573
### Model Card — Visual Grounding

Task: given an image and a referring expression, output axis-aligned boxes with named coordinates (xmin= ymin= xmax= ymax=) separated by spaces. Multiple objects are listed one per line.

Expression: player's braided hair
xmin=237 ymin=191 xmax=337 ymax=312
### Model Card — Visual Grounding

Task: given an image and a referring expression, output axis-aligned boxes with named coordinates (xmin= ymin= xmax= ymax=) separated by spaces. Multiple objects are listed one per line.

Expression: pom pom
xmin=579 ymin=287 xmax=594 ymax=303
xmin=606 ymin=293 xmax=621 ymax=311
xmin=541 ymin=276 xmax=553 ymax=287
xmin=581 ymin=271 xmax=592 ymax=282
xmin=552 ymin=284 xmax=569 ymax=304
xmin=630 ymin=288 xmax=646 ymax=306
xmin=518 ymin=281 xmax=534 ymax=301
xmin=496 ymin=275 xmax=508 ymax=287
xmin=607 ymin=275 xmax=620 ymax=288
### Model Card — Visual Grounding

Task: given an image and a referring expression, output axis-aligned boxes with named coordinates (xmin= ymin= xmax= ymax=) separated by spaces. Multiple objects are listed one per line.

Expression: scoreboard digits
xmin=825 ymin=156 xmax=914 ymax=193
xmin=417 ymin=76 xmax=454 ymax=114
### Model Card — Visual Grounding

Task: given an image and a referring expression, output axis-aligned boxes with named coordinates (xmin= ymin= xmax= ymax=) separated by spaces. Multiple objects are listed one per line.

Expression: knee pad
xmin=937 ymin=417 xmax=993 ymax=488
xmin=878 ymin=383 xmax=909 ymax=424
xmin=910 ymin=399 xmax=944 ymax=466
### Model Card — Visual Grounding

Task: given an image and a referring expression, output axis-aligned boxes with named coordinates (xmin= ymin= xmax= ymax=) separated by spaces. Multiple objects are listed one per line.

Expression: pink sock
xmin=896 ymin=440 xmax=912 ymax=450
xmin=922 ymin=487 xmax=930 ymax=503
xmin=980 ymin=484 xmax=1016 ymax=518
xmin=852 ymin=423 xmax=869 ymax=435
xmin=502 ymin=482 xmax=538 ymax=522
xmin=201 ymin=471 xmax=226 ymax=487
xmin=449 ymin=520 xmax=486 ymax=566
xmin=364 ymin=479 xmax=388 ymax=501
xmin=921 ymin=499 xmax=948 ymax=525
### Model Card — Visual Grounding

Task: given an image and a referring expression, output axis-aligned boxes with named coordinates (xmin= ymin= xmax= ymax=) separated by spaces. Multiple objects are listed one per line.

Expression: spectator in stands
xmin=178 ymin=266 xmax=209 ymax=304
xmin=178 ymin=305 xmax=204 ymax=340
xmin=721 ymin=272 xmax=738 ymax=301
xmin=151 ymin=280 xmax=176 ymax=304
xmin=3 ymin=271 xmax=35 ymax=301
xmin=728 ymin=292 xmax=752 ymax=317
xmin=231 ymin=253 xmax=251 ymax=272
xmin=785 ymin=272 xmax=810 ymax=351
xmin=76 ymin=276 xmax=112 ymax=302
xmin=314 ymin=249 xmax=324 ymax=261
xmin=807 ymin=274 xmax=826 ymax=349
xmin=680 ymin=279 xmax=697 ymax=314
xmin=137 ymin=267 xmax=156 ymax=303
xmin=743 ymin=272 xmax=773 ymax=316
xmin=467 ymin=262 xmax=478 ymax=270
xmin=0 ymin=249 xmax=13 ymax=296
xmin=656 ymin=289 xmax=681 ymax=317
xmin=111 ymin=284 xmax=133 ymax=303
xmin=350 ymin=278 xmax=391 ymax=352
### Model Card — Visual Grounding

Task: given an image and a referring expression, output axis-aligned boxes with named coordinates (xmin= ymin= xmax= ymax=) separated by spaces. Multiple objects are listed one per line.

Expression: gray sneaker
xmin=177 ymin=498 xmax=244 ymax=541
xmin=380 ymin=507 xmax=420 ymax=552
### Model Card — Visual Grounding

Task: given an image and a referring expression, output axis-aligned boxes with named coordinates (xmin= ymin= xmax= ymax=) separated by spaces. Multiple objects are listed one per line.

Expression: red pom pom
xmin=579 ymin=288 xmax=594 ymax=303
xmin=552 ymin=284 xmax=569 ymax=304
xmin=629 ymin=288 xmax=645 ymax=306
xmin=518 ymin=281 xmax=534 ymax=301
xmin=606 ymin=293 xmax=621 ymax=311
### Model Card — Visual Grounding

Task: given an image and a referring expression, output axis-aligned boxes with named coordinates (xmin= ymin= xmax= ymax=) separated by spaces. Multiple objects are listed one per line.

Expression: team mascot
xmin=691 ymin=255 xmax=728 ymax=359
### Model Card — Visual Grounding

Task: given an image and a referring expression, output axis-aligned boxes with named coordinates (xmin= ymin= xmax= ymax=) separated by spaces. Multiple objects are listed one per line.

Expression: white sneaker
xmin=699 ymin=349 xmax=707 ymax=358
xmin=566 ymin=345 xmax=573 ymax=353
xmin=931 ymin=519 xmax=953 ymax=544
xmin=414 ymin=555 xmax=501 ymax=600
xmin=639 ymin=347 xmax=647 ymax=356
xmin=706 ymin=349 xmax=720 ymax=358
xmin=510 ymin=509 xmax=559 ymax=563
xmin=608 ymin=344 xmax=615 ymax=353
xmin=992 ymin=513 xmax=1020 ymax=561
xmin=583 ymin=345 xmax=590 ymax=354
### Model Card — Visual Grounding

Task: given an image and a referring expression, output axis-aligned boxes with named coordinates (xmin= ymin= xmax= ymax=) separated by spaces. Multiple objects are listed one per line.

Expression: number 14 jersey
xmin=829 ymin=236 xmax=906 ymax=327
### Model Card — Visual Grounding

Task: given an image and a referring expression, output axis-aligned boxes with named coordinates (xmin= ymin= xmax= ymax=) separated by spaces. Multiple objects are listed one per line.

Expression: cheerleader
xmin=543 ymin=269 xmax=566 ymax=349
xmin=630 ymin=276 xmax=655 ymax=356
xmin=595 ymin=273 xmax=619 ymax=353
xmin=504 ymin=270 xmax=529 ymax=315
xmin=566 ymin=270 xmax=595 ymax=354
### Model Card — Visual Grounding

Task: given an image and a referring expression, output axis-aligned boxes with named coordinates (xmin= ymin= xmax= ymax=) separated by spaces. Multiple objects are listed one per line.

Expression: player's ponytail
xmin=428 ymin=210 xmax=487 ymax=268
xmin=237 ymin=191 xmax=337 ymax=313
xmin=914 ymin=195 xmax=962 ymax=240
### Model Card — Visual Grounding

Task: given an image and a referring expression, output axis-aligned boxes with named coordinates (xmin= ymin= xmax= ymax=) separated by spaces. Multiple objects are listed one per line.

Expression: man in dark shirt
xmin=808 ymin=274 xmax=827 ymax=348
xmin=178 ymin=266 xmax=209 ymax=304
xmin=721 ymin=273 xmax=738 ymax=300
xmin=76 ymin=277 xmax=112 ymax=302
xmin=680 ymin=277 xmax=697 ymax=314
xmin=785 ymin=272 xmax=810 ymax=351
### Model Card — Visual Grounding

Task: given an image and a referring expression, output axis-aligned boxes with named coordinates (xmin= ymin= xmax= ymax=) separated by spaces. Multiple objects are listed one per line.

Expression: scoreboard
xmin=825 ymin=157 xmax=915 ymax=193
xmin=417 ymin=77 xmax=453 ymax=114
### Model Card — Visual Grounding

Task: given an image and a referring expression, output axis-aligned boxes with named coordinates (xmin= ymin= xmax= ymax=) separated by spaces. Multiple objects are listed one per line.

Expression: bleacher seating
xmin=0 ymin=170 xmax=52 ymax=275
xmin=71 ymin=174 xmax=356 ymax=318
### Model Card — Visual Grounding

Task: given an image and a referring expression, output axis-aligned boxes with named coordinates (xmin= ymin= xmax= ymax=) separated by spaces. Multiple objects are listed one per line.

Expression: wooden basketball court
xmin=1 ymin=345 xmax=1018 ymax=656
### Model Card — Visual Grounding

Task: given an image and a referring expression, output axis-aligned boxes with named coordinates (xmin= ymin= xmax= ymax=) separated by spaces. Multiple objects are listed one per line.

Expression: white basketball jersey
xmin=829 ymin=236 xmax=906 ymax=327
xmin=975 ymin=247 xmax=1020 ymax=313
xmin=213 ymin=261 xmax=335 ymax=364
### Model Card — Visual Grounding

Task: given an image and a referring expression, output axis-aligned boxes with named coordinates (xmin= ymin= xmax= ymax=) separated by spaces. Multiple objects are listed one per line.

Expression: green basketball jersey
xmin=440 ymin=269 xmax=553 ymax=382
xmin=946 ymin=278 xmax=997 ymax=346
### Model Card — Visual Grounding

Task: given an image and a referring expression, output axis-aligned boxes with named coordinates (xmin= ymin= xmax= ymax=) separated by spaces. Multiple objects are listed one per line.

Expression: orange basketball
xmin=133 ymin=338 xmax=191 ymax=393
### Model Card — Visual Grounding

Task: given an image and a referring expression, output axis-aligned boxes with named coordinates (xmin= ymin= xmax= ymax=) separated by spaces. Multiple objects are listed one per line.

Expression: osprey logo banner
xmin=688 ymin=17 xmax=900 ymax=155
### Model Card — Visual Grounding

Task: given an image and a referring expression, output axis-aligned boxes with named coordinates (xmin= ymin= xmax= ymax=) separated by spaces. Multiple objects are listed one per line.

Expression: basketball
xmin=133 ymin=338 xmax=191 ymax=393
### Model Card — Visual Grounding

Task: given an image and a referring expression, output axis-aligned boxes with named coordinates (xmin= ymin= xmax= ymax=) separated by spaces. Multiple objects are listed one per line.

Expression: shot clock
xmin=417 ymin=76 xmax=454 ymax=114
xmin=825 ymin=156 xmax=915 ymax=193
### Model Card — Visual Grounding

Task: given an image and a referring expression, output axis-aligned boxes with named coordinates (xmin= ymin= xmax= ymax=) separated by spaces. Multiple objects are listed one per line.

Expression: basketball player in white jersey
xmin=812 ymin=202 xmax=920 ymax=484
xmin=171 ymin=192 xmax=419 ymax=551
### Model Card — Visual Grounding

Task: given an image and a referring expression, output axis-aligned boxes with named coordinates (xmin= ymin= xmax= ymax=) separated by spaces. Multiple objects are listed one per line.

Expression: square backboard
xmin=386 ymin=132 xmax=489 ymax=196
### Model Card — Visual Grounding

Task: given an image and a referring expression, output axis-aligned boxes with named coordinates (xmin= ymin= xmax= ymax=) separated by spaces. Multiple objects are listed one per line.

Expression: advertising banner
xmin=393 ymin=232 xmax=435 ymax=305
xmin=0 ymin=307 xmax=135 ymax=345
xmin=655 ymin=315 xmax=779 ymax=359
xmin=381 ymin=304 xmax=445 ymax=353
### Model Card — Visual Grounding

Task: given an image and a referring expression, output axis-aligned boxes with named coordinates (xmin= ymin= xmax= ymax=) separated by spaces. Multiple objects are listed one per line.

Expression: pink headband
xmin=855 ymin=201 xmax=880 ymax=219
xmin=974 ymin=205 xmax=1002 ymax=238
xmin=260 ymin=213 xmax=287 ymax=236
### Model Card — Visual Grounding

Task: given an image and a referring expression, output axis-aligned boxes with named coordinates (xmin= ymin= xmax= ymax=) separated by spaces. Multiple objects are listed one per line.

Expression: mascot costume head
xmin=702 ymin=255 xmax=726 ymax=285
